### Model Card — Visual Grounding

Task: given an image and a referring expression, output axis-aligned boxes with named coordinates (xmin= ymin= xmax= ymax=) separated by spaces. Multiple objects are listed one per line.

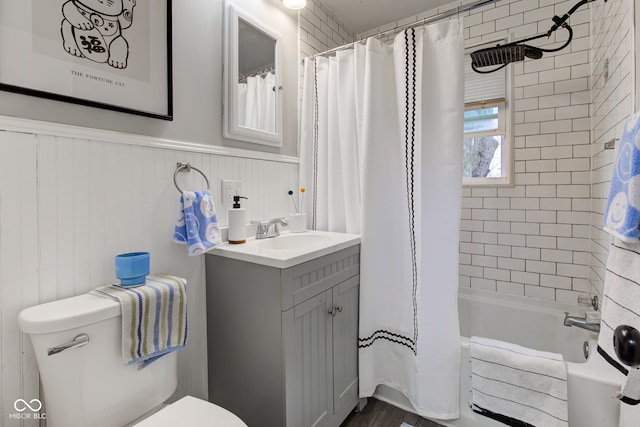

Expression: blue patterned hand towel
xmin=90 ymin=275 xmax=188 ymax=370
xmin=173 ymin=190 xmax=221 ymax=255
xmin=604 ymin=112 xmax=640 ymax=242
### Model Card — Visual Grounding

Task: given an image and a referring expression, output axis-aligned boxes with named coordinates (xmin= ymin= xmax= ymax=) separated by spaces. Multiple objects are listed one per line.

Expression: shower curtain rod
xmin=307 ymin=0 xmax=502 ymax=60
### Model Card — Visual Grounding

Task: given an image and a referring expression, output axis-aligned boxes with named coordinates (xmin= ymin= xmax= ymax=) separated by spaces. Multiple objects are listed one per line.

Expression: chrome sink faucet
xmin=251 ymin=218 xmax=288 ymax=239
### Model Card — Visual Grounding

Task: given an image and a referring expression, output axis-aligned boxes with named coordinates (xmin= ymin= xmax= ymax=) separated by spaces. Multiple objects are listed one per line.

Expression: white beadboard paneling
xmin=55 ymin=137 xmax=79 ymax=300
xmin=1 ymin=131 xmax=40 ymax=427
xmin=1 ymin=131 xmax=15 ymax=425
xmin=37 ymin=135 xmax=61 ymax=304
xmin=157 ymin=149 xmax=183 ymax=273
xmin=115 ymin=143 xmax=134 ymax=255
xmin=0 ymin=120 xmax=300 ymax=425
xmin=103 ymin=139 xmax=121 ymax=282
xmin=88 ymin=140 xmax=107 ymax=291
xmin=19 ymin=133 xmax=40 ymax=427
xmin=74 ymin=139 xmax=93 ymax=296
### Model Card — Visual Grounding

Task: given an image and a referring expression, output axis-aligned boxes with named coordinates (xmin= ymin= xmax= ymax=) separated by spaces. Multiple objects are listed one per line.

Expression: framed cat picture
xmin=0 ymin=0 xmax=173 ymax=120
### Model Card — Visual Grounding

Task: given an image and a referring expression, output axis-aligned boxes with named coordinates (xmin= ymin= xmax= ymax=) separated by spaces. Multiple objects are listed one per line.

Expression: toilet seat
xmin=134 ymin=396 xmax=247 ymax=427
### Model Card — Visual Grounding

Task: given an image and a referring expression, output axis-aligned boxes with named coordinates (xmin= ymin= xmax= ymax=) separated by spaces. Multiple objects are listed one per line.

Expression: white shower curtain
xmin=299 ymin=19 xmax=464 ymax=419
xmin=237 ymin=72 xmax=276 ymax=132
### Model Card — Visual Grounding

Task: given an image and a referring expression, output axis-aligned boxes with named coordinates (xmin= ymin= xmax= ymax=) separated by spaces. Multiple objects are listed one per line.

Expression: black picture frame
xmin=0 ymin=0 xmax=173 ymax=120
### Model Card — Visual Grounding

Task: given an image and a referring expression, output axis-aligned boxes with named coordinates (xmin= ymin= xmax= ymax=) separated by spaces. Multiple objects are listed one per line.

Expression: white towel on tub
xmin=597 ymin=238 xmax=640 ymax=405
xmin=470 ymin=336 xmax=568 ymax=427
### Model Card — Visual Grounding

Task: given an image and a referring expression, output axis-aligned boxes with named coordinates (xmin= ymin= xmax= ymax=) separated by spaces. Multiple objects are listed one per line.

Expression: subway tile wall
xmin=297 ymin=0 xmax=356 ymax=117
xmin=359 ymin=0 xmax=594 ymax=303
xmin=298 ymin=0 xmax=356 ymax=60
xmin=299 ymin=0 xmax=634 ymax=304
xmin=461 ymin=0 xmax=594 ymax=303
xmin=589 ymin=0 xmax=634 ymax=297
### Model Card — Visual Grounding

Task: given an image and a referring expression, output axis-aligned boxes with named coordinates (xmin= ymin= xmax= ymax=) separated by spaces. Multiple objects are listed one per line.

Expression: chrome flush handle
xmin=47 ymin=333 xmax=90 ymax=356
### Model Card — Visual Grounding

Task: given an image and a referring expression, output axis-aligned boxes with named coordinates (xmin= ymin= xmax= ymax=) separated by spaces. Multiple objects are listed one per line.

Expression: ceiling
xmin=317 ymin=0 xmax=457 ymax=35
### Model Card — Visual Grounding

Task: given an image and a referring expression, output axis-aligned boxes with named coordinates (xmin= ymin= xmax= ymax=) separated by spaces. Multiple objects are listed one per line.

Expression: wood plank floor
xmin=340 ymin=399 xmax=444 ymax=427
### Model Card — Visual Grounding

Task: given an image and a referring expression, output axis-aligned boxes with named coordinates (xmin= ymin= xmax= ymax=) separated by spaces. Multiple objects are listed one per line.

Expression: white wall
xmin=0 ymin=0 xmax=300 ymax=425
xmin=589 ymin=0 xmax=635 ymax=297
xmin=0 ymin=0 xmax=299 ymax=157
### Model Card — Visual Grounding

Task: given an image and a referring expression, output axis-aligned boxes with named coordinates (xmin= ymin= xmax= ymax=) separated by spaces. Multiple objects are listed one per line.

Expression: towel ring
xmin=174 ymin=162 xmax=210 ymax=194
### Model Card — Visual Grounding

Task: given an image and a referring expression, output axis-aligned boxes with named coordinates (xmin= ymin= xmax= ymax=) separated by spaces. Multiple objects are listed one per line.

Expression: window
xmin=463 ymin=39 xmax=513 ymax=186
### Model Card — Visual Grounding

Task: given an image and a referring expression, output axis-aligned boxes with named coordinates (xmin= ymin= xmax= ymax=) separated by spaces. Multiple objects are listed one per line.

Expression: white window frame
xmin=463 ymin=37 xmax=514 ymax=187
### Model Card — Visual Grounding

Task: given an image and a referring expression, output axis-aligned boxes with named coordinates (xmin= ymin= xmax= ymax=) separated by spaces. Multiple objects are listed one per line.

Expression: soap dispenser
xmin=228 ymin=195 xmax=248 ymax=244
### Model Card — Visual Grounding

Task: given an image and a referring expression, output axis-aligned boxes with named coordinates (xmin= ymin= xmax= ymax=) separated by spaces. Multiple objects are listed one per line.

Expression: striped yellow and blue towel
xmin=90 ymin=275 xmax=188 ymax=370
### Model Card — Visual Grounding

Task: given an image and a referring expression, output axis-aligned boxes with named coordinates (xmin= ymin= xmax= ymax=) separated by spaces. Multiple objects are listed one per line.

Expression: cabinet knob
xmin=328 ymin=306 xmax=343 ymax=316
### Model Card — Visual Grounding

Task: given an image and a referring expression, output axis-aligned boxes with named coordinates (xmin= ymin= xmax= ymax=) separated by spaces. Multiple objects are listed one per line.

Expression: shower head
xmin=470 ymin=44 xmax=543 ymax=69
xmin=470 ymin=0 xmax=598 ymax=73
xmin=471 ymin=44 xmax=525 ymax=68
xmin=470 ymin=31 xmax=565 ymax=74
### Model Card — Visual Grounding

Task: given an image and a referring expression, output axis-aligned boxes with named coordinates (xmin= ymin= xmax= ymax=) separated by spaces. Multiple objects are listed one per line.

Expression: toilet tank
xmin=19 ymin=293 xmax=178 ymax=427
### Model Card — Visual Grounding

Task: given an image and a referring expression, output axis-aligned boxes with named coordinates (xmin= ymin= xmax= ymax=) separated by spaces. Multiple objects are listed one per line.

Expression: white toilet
xmin=19 ymin=292 xmax=247 ymax=427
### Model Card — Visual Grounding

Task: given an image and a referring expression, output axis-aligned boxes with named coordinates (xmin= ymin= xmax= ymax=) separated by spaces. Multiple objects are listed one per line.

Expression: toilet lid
xmin=134 ymin=396 xmax=247 ymax=427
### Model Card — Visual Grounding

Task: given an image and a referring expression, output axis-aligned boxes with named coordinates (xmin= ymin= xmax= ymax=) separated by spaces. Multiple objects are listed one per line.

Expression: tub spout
xmin=563 ymin=312 xmax=600 ymax=333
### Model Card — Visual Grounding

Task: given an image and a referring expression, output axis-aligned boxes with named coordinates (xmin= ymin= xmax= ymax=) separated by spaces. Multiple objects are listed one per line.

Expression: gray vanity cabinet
xmin=205 ymin=244 xmax=360 ymax=427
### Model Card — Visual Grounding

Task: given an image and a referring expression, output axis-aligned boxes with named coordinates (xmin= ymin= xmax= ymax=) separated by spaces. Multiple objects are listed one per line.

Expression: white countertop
xmin=207 ymin=230 xmax=361 ymax=269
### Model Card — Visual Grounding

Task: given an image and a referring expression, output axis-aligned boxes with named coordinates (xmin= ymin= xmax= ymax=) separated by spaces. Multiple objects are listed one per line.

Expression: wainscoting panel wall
xmin=0 ymin=117 xmax=298 ymax=426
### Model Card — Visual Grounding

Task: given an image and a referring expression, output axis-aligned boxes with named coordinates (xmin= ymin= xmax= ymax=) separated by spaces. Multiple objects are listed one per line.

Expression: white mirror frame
xmin=223 ymin=2 xmax=283 ymax=147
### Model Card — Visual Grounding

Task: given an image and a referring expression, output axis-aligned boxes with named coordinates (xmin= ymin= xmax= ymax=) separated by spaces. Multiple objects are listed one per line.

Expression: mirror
xmin=224 ymin=2 xmax=283 ymax=147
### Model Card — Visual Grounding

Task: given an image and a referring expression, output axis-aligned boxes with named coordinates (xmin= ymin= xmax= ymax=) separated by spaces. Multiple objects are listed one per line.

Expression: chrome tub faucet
xmin=563 ymin=294 xmax=600 ymax=333
xmin=563 ymin=312 xmax=601 ymax=333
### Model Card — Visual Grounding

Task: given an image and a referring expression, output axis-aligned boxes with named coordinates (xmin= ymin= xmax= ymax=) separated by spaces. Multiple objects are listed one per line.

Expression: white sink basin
xmin=258 ymin=234 xmax=332 ymax=251
xmin=209 ymin=230 xmax=360 ymax=269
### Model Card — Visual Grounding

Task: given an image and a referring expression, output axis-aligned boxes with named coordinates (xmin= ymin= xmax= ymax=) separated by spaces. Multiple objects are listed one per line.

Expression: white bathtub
xmin=449 ymin=287 xmax=623 ymax=427
xmin=372 ymin=287 xmax=624 ymax=426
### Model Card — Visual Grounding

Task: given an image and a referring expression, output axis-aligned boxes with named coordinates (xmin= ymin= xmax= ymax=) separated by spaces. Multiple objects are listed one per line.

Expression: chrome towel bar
xmin=173 ymin=162 xmax=211 ymax=194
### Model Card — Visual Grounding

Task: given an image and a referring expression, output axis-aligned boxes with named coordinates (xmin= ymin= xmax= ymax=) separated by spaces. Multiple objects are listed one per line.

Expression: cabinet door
xmin=332 ymin=275 xmax=360 ymax=420
xmin=283 ymin=291 xmax=333 ymax=427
